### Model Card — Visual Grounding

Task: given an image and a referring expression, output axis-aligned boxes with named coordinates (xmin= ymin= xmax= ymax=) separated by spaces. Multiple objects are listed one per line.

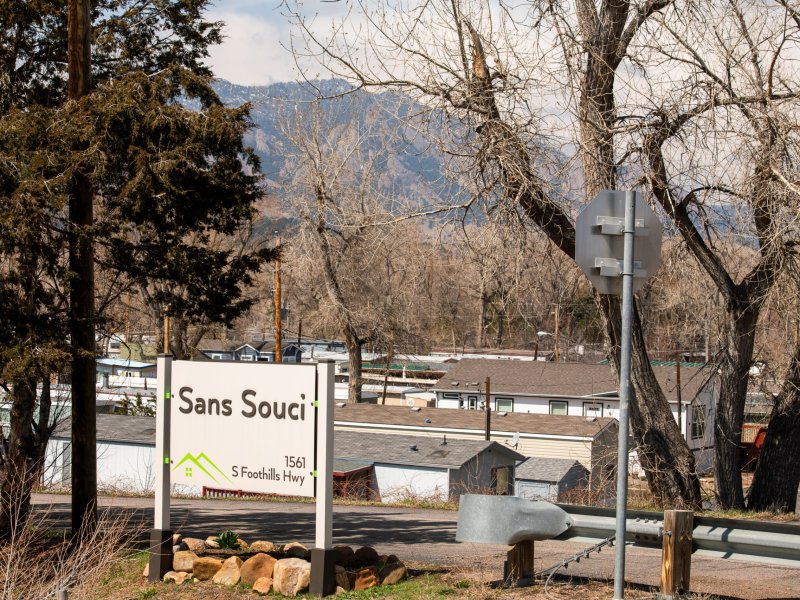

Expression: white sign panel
xmin=169 ymin=361 xmax=317 ymax=497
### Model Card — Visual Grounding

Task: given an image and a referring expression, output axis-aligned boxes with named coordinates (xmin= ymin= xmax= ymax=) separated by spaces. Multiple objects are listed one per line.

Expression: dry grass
xmin=0 ymin=506 xmax=143 ymax=600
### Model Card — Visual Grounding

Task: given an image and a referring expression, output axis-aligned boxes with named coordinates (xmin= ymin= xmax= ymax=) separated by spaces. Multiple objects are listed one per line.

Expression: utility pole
xmin=275 ymin=234 xmax=282 ymax=363
xmin=68 ymin=0 xmax=97 ymax=537
xmin=484 ymin=377 xmax=491 ymax=441
xmin=164 ymin=305 xmax=171 ymax=355
xmin=553 ymin=303 xmax=560 ymax=363
xmin=676 ymin=357 xmax=683 ymax=436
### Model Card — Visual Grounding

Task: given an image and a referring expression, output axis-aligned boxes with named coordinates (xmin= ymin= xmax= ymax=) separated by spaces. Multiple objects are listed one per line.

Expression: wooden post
xmin=484 ymin=377 xmax=491 ymax=440
xmin=506 ymin=540 xmax=534 ymax=582
xmin=660 ymin=510 xmax=693 ymax=599
xmin=275 ymin=237 xmax=282 ymax=363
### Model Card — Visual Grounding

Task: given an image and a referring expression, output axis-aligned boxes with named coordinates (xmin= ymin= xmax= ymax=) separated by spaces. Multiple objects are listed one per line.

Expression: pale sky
xmin=205 ymin=1 xmax=350 ymax=86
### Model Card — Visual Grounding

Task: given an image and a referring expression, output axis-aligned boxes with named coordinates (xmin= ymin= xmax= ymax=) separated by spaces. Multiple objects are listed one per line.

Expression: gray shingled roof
xmin=515 ymin=457 xmax=589 ymax=483
xmin=50 ymin=414 xmax=524 ymax=470
xmin=335 ymin=404 xmax=616 ymax=438
xmin=433 ymin=358 xmax=709 ymax=402
xmin=52 ymin=414 xmax=156 ymax=445
xmin=333 ymin=430 xmax=523 ymax=469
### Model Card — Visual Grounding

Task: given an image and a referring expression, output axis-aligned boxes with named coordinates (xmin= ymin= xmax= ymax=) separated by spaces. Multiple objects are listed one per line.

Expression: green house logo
xmin=172 ymin=452 xmax=231 ymax=483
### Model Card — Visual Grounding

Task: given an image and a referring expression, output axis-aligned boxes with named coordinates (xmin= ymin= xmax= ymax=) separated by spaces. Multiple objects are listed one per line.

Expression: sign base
xmin=310 ymin=548 xmax=337 ymax=596
xmin=148 ymin=528 xmax=173 ymax=582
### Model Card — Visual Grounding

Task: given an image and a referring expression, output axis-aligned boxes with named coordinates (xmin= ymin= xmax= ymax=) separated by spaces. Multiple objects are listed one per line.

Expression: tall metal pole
xmin=613 ymin=191 xmax=636 ymax=599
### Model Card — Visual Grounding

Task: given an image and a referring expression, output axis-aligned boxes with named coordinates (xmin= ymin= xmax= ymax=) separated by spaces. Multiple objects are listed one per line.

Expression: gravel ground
xmin=32 ymin=494 xmax=800 ymax=599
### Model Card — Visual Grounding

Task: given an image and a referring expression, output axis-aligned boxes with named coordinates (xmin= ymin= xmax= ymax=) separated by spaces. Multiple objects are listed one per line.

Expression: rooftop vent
xmin=451 ymin=381 xmax=459 ymax=386
xmin=425 ymin=418 xmax=432 ymax=424
xmin=409 ymin=444 xmax=418 ymax=451
xmin=496 ymin=412 xmax=508 ymax=417
xmin=441 ymin=435 xmax=448 ymax=446
xmin=410 ymin=407 xmax=422 ymax=412
xmin=336 ymin=402 xmax=346 ymax=408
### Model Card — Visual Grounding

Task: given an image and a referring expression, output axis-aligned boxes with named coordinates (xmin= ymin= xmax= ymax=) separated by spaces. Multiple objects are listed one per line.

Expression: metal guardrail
xmin=554 ymin=503 xmax=800 ymax=568
xmin=456 ymin=496 xmax=800 ymax=569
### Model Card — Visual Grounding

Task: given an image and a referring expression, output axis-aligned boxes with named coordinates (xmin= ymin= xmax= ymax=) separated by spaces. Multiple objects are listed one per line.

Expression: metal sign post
xmin=574 ymin=190 xmax=662 ymax=599
xmin=612 ymin=191 xmax=636 ymax=599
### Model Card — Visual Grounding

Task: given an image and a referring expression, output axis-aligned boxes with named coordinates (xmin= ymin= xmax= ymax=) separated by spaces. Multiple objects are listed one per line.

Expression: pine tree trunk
xmin=0 ymin=380 xmax=39 ymax=538
xmin=747 ymin=344 xmax=800 ymax=511
xmin=68 ymin=0 xmax=97 ymax=536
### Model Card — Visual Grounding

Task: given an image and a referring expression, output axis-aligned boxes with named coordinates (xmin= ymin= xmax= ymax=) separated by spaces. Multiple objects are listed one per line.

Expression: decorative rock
xmin=205 ymin=536 xmax=220 ymax=549
xmin=142 ymin=563 xmax=149 ymax=578
xmin=172 ymin=550 xmax=198 ymax=573
xmin=240 ymin=553 xmax=278 ymax=586
xmin=335 ymin=568 xmax=351 ymax=591
xmin=164 ymin=571 xmax=190 ymax=585
xmin=250 ymin=540 xmax=278 ymax=554
xmin=333 ymin=545 xmax=355 ymax=567
xmin=172 ymin=533 xmax=183 ymax=546
xmin=183 ymin=538 xmax=207 ymax=553
xmin=252 ymin=576 xmax=273 ymax=595
xmin=354 ymin=566 xmax=380 ymax=590
xmin=272 ymin=557 xmax=312 ymax=596
xmin=192 ymin=557 xmax=223 ymax=581
xmin=172 ymin=545 xmax=182 ymax=554
xmin=283 ymin=541 xmax=310 ymax=559
xmin=335 ymin=586 xmax=347 ymax=595
xmin=212 ymin=556 xmax=243 ymax=586
xmin=354 ymin=546 xmax=380 ymax=567
xmin=381 ymin=562 xmax=407 ymax=585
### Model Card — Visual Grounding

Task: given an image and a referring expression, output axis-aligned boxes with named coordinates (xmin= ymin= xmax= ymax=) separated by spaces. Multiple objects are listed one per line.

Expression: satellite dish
xmin=406 ymin=398 xmax=415 ymax=407
xmin=510 ymin=432 xmax=520 ymax=448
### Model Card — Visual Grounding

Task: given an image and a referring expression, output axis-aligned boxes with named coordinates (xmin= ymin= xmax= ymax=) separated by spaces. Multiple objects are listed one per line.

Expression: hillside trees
xmin=287 ymin=0 xmax=701 ymax=506
xmin=0 ymin=0 xmax=274 ymax=535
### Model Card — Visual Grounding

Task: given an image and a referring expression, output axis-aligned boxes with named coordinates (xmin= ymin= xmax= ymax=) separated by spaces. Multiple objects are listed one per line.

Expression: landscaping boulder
xmin=212 ymin=556 xmax=243 ymax=586
xmin=205 ymin=536 xmax=221 ymax=549
xmin=142 ymin=563 xmax=149 ymax=578
xmin=333 ymin=545 xmax=355 ymax=567
xmin=163 ymin=571 xmax=190 ymax=585
xmin=192 ymin=557 xmax=223 ymax=581
xmin=172 ymin=533 xmax=183 ymax=546
xmin=380 ymin=561 xmax=407 ymax=585
xmin=354 ymin=546 xmax=380 ymax=567
xmin=282 ymin=541 xmax=310 ymax=559
xmin=250 ymin=540 xmax=277 ymax=554
xmin=272 ymin=557 xmax=311 ymax=596
xmin=182 ymin=537 xmax=207 ymax=553
xmin=240 ymin=553 xmax=278 ymax=586
xmin=353 ymin=566 xmax=380 ymax=591
xmin=172 ymin=550 xmax=198 ymax=573
xmin=253 ymin=576 xmax=273 ymax=595
xmin=335 ymin=565 xmax=350 ymax=591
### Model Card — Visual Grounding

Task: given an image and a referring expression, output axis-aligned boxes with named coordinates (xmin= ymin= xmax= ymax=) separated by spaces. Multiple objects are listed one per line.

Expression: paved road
xmin=33 ymin=494 xmax=799 ymax=599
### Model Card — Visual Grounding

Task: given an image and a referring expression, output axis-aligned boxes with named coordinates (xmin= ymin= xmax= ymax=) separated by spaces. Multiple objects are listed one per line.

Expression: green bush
xmin=214 ymin=530 xmax=242 ymax=550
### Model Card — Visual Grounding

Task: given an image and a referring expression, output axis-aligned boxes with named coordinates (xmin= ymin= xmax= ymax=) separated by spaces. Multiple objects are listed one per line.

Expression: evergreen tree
xmin=0 ymin=0 xmax=274 ymax=536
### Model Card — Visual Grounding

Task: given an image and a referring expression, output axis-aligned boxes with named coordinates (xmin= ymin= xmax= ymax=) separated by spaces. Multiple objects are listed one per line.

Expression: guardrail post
xmin=660 ymin=510 xmax=693 ymax=599
xmin=505 ymin=540 xmax=534 ymax=583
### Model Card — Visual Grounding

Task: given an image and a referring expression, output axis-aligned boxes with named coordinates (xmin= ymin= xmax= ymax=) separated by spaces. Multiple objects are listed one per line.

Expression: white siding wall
xmin=44 ymin=439 xmax=155 ymax=493
xmin=372 ymin=464 xmax=448 ymax=502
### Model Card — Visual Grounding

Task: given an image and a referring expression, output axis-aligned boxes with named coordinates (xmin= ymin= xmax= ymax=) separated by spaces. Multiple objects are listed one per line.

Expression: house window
xmin=495 ymin=397 xmax=514 ymax=412
xmin=460 ymin=395 xmax=479 ymax=410
xmin=583 ymin=402 xmax=603 ymax=418
xmin=240 ymin=355 xmax=254 ymax=361
xmin=549 ymin=400 xmax=568 ymax=415
xmin=691 ymin=405 xmax=706 ymax=439
xmin=210 ymin=354 xmax=222 ymax=360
